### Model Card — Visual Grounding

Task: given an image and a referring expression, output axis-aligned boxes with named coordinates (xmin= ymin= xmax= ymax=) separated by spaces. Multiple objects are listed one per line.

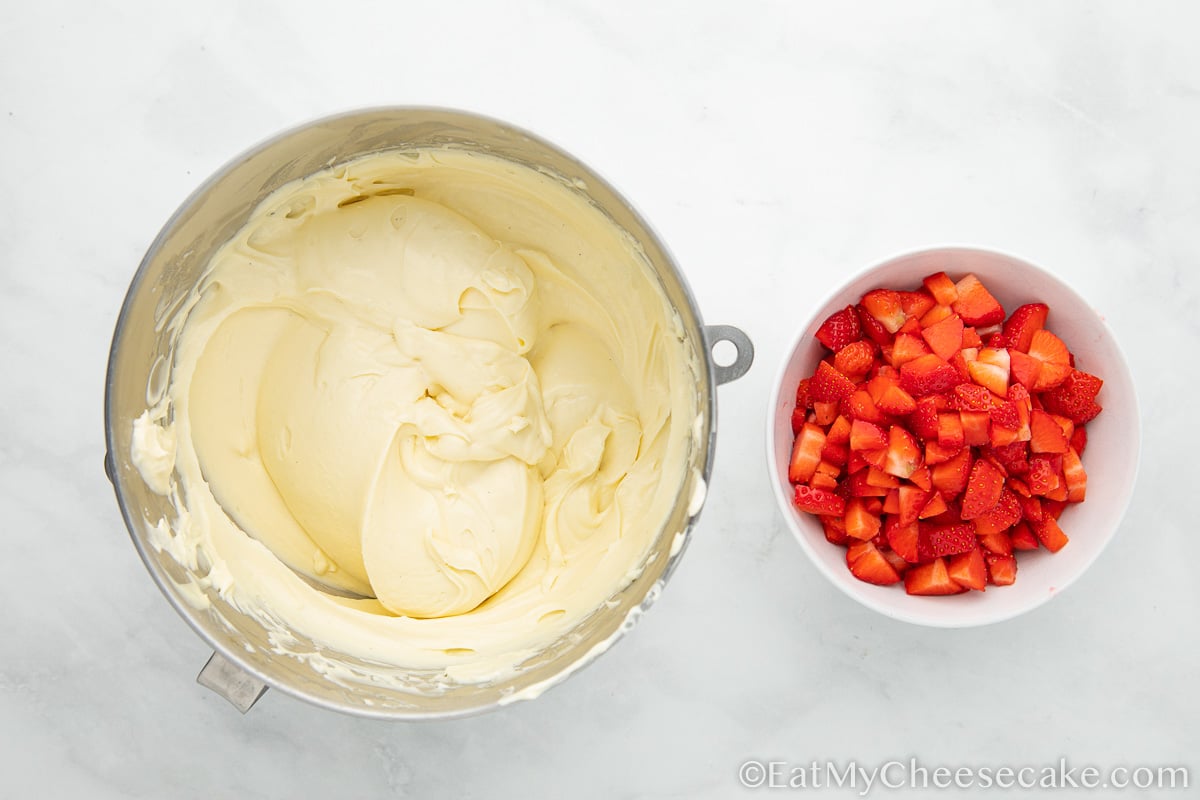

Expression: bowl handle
xmin=197 ymin=651 xmax=268 ymax=713
xmin=704 ymin=325 xmax=754 ymax=385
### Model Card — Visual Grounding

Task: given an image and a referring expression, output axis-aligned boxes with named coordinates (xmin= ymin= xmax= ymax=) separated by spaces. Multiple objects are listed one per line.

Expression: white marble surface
xmin=2 ymin=1 xmax=1197 ymax=797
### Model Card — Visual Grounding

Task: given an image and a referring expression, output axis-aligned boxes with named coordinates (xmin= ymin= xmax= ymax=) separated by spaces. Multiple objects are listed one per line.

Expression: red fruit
xmin=961 ymin=327 xmax=983 ymax=349
xmin=911 ymin=396 xmax=941 ymax=441
xmin=875 ymin=382 xmax=917 ymax=416
xmin=921 ymin=313 xmax=964 ymax=362
xmin=1063 ymin=447 xmax=1087 ymax=502
xmin=922 ymin=272 xmax=959 ymax=306
xmin=920 ymin=303 xmax=954 ymax=328
xmin=794 ymin=485 xmax=846 ymax=515
xmin=815 ymin=305 xmax=862 ymax=352
xmin=1009 ymin=349 xmax=1042 ymax=390
xmin=880 ymin=548 xmax=911 ymax=575
xmin=820 ymin=441 xmax=849 ymax=467
xmin=937 ymin=412 xmax=965 ymax=451
xmin=978 ymin=531 xmax=1014 ymax=555
xmin=842 ymin=389 xmax=887 ymax=424
xmin=897 ymin=484 xmax=930 ymax=526
xmin=795 ymin=377 xmax=812 ymax=408
xmin=890 ymin=332 xmax=931 ymax=367
xmin=910 ymin=465 xmax=933 ymax=491
xmin=827 ymin=415 xmax=852 ymax=444
xmin=866 ymin=466 xmax=900 ymax=489
xmin=811 ymin=470 xmax=839 ymax=492
xmin=899 ymin=354 xmax=961 ymax=397
xmin=847 ymin=470 xmax=888 ymax=497
xmin=834 ymin=340 xmax=875 ymax=379
xmin=931 ymin=447 xmax=972 ymax=496
xmin=961 ymin=458 xmax=1005 ymax=520
xmin=1027 ymin=329 xmax=1072 ymax=391
xmin=918 ymin=491 xmax=949 ymax=519
xmin=967 ymin=347 xmax=1010 ymax=397
xmin=918 ymin=522 xmax=977 ymax=560
xmin=904 ymin=557 xmax=966 ymax=595
xmin=856 ymin=304 xmax=893 ymax=346
xmin=1027 ymin=454 xmax=1062 ymax=496
xmin=952 ymin=274 xmax=1005 ymax=326
xmin=861 ymin=289 xmax=907 ymax=334
xmin=1033 ymin=516 xmax=1069 ymax=553
xmin=959 ymin=410 xmax=991 ymax=447
xmin=810 ymin=361 xmax=857 ymax=403
xmin=846 ymin=540 xmax=902 ymax=585
xmin=972 ymin=489 xmax=1021 ymax=536
xmin=999 ymin=303 xmax=1049 ymax=352
xmin=813 ymin=402 xmax=838 ymax=426
xmin=845 ymin=498 xmax=882 ymax=540
xmin=822 ymin=515 xmax=848 ymax=545
xmin=861 ymin=447 xmax=888 ymax=470
xmin=1010 ymin=521 xmax=1040 ymax=550
xmin=986 ymin=554 xmax=1018 ymax=586
xmin=1070 ymin=425 xmax=1088 ymax=455
xmin=849 ymin=419 xmax=889 ymax=452
xmin=788 ymin=423 xmax=827 ymax=483
xmin=1029 ymin=409 xmax=1069 ymax=454
xmin=884 ymin=425 xmax=923 ymax=479
xmin=1041 ymin=370 xmax=1104 ymax=425
xmin=989 ymin=401 xmax=1020 ymax=432
xmin=790 ymin=406 xmax=807 ymax=435
xmin=953 ymin=383 xmax=994 ymax=412
xmin=899 ymin=290 xmax=936 ymax=319
xmin=947 ymin=547 xmax=988 ymax=591
xmin=885 ymin=517 xmax=921 ymax=562
xmin=990 ymin=441 xmax=1030 ymax=476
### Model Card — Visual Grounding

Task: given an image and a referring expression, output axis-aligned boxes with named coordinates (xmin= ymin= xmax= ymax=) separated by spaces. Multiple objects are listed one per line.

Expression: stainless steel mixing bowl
xmin=104 ymin=107 xmax=753 ymax=718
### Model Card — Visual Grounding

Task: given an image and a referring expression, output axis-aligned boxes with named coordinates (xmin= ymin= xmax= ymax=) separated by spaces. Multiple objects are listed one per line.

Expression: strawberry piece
xmin=1010 ymin=521 xmax=1040 ymax=550
xmin=918 ymin=491 xmax=949 ymax=519
xmin=967 ymin=347 xmax=1010 ymax=396
xmin=811 ymin=471 xmax=839 ymax=492
xmin=1041 ymin=370 xmax=1103 ymax=425
xmin=972 ymin=489 xmax=1021 ymax=536
xmin=849 ymin=419 xmax=889 ymax=451
xmin=874 ymin=382 xmax=916 ymax=416
xmin=1043 ymin=499 xmax=1067 ymax=520
xmin=986 ymin=554 xmax=1018 ymax=586
xmin=841 ymin=389 xmax=886 ymax=424
xmin=1017 ymin=493 xmax=1043 ymax=523
xmin=937 ymin=412 xmax=965 ymax=451
xmin=884 ymin=425 xmax=923 ymax=479
xmin=953 ymin=383 xmax=994 ymax=412
xmin=896 ymin=485 xmax=930 ymax=526
xmin=788 ymin=423 xmax=827 ymax=483
xmin=910 ymin=465 xmax=932 ymax=491
xmin=1033 ymin=516 xmax=1069 ymax=553
xmin=904 ymin=557 xmax=966 ymax=595
xmin=885 ymin=517 xmax=921 ymax=563
xmin=861 ymin=447 xmax=888 ymax=470
xmin=925 ymin=439 xmax=961 ymax=467
xmin=920 ymin=303 xmax=954 ymax=328
xmin=866 ymin=465 xmax=900 ymax=489
xmin=845 ymin=498 xmax=882 ymax=540
xmin=880 ymin=547 xmax=910 ymax=575
xmin=978 ymin=531 xmax=1014 ymax=555
xmin=810 ymin=360 xmax=857 ymax=403
xmin=822 ymin=515 xmax=848 ymax=545
xmin=961 ymin=458 xmax=1005 ymax=520
xmin=922 ymin=272 xmax=959 ymax=306
xmin=899 ymin=354 xmax=961 ymax=397
xmin=795 ymin=377 xmax=812 ymax=408
xmin=1062 ymin=447 xmax=1087 ymax=502
xmin=794 ymin=484 xmax=846 ymax=515
xmin=846 ymin=540 xmax=902 ymax=585
xmin=815 ymin=305 xmax=862 ymax=352
xmin=990 ymin=441 xmax=1030 ymax=476
xmin=952 ymin=274 xmax=1005 ymax=326
xmin=1070 ymin=425 xmax=1088 ymax=455
xmin=959 ymin=410 xmax=991 ymax=447
xmin=1027 ymin=454 xmax=1062 ymax=496
xmin=989 ymin=400 xmax=1020 ymax=431
xmin=856 ymin=303 xmax=893 ymax=346
xmin=921 ymin=313 xmax=964 ymax=362
xmin=918 ymin=521 xmax=976 ymax=559
xmin=826 ymin=415 xmax=851 ymax=443
xmin=790 ymin=406 xmax=807 ymax=435
xmin=998 ymin=303 xmax=1049 ymax=352
xmin=861 ymin=289 xmax=907 ymax=334
xmin=899 ymin=290 xmax=936 ymax=319
xmin=833 ymin=340 xmax=875 ymax=379
xmin=961 ymin=327 xmax=983 ymax=348
xmin=911 ymin=396 xmax=941 ymax=441
xmin=1027 ymin=329 xmax=1072 ymax=391
xmin=846 ymin=470 xmax=888 ymax=497
xmin=947 ymin=547 xmax=987 ymax=591
xmin=1029 ymin=409 xmax=1069 ymax=454
xmin=1008 ymin=349 xmax=1041 ymax=391
xmin=890 ymin=332 xmax=931 ymax=367
xmin=930 ymin=447 xmax=972 ymax=496
xmin=820 ymin=440 xmax=849 ymax=467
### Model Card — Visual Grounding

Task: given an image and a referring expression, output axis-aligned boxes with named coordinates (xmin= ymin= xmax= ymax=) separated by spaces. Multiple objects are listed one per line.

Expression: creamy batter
xmin=133 ymin=148 xmax=697 ymax=685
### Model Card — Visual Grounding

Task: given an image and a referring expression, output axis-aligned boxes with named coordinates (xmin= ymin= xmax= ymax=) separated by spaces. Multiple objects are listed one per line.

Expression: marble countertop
xmin=2 ymin=1 xmax=1196 ymax=797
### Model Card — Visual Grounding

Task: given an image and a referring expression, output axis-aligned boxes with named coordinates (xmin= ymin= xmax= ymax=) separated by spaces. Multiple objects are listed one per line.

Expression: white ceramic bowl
xmin=766 ymin=247 xmax=1140 ymax=627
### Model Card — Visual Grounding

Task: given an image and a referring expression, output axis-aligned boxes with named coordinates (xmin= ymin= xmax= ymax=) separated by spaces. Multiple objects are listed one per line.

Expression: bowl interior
xmin=768 ymin=247 xmax=1139 ymax=626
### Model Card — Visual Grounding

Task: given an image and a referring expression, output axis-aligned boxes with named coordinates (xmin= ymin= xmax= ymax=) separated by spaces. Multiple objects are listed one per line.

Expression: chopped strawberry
xmin=947 ymin=547 xmax=988 ymax=591
xmin=890 ymin=332 xmax=931 ymax=367
xmin=822 ymin=515 xmax=848 ymax=545
xmin=989 ymin=441 xmax=1030 ymax=476
xmin=999 ymin=303 xmax=1049 ymax=352
xmin=1033 ymin=516 xmax=1069 ymax=553
xmin=953 ymin=383 xmax=995 ymax=412
xmin=1062 ymin=447 xmax=1087 ymax=502
xmin=924 ymin=440 xmax=960 ymax=465
xmin=900 ymin=354 xmax=961 ymax=397
xmin=861 ymin=447 xmax=888 ymax=470
xmin=959 ymin=410 xmax=991 ymax=447
xmin=930 ymin=447 xmax=972 ymax=496
xmin=1027 ymin=454 xmax=1062 ymax=497
xmin=911 ymin=396 xmax=941 ymax=441
xmin=866 ymin=466 xmax=900 ymax=489
xmin=920 ymin=303 xmax=955 ymax=328
xmin=820 ymin=441 xmax=849 ymax=467
xmin=794 ymin=485 xmax=846 ymax=515
xmin=985 ymin=554 xmax=1018 ymax=586
xmin=910 ymin=465 xmax=932 ymax=491
xmin=1009 ymin=520 xmax=1040 ymax=550
xmin=856 ymin=303 xmax=893 ymax=346
xmin=795 ymin=377 xmax=812 ymax=408
xmin=884 ymin=425 xmax=923 ymax=479
xmin=810 ymin=360 xmax=857 ymax=403
xmin=895 ymin=484 xmax=929 ymax=526
xmin=1029 ymin=409 xmax=1069 ymax=454
xmin=961 ymin=327 xmax=983 ymax=349
xmin=899 ymin=289 xmax=936 ymax=319
xmin=813 ymin=401 xmax=839 ymax=426
xmin=921 ymin=313 xmax=964 ymax=362
xmin=790 ymin=405 xmax=807 ymax=435
xmin=904 ymin=557 xmax=966 ymax=595
xmin=988 ymin=400 xmax=1020 ymax=432
xmin=917 ymin=491 xmax=949 ymax=519
xmin=861 ymin=289 xmax=907 ymax=334
xmin=918 ymin=521 xmax=976 ymax=559
xmin=1027 ymin=329 xmax=1072 ymax=390
xmin=1070 ymin=425 xmax=1088 ymax=455
xmin=961 ymin=458 xmax=1005 ymax=520
xmin=873 ymin=381 xmax=916 ymax=416
xmin=897 ymin=316 xmax=922 ymax=336
xmin=849 ymin=419 xmax=889 ymax=452
xmin=967 ymin=347 xmax=1010 ymax=396
xmin=788 ymin=423 xmax=827 ymax=483
xmin=846 ymin=470 xmax=888 ymax=497
xmin=885 ymin=516 xmax=921 ymax=562
xmin=810 ymin=470 xmax=839 ymax=492
xmin=922 ymin=272 xmax=959 ymax=306
xmin=1008 ymin=349 xmax=1041 ymax=392
xmin=841 ymin=389 xmax=887 ymax=424
xmin=833 ymin=340 xmax=875 ymax=379
xmin=971 ymin=489 xmax=1021 ymax=535
xmin=978 ymin=531 xmax=1014 ymax=555
xmin=1043 ymin=499 xmax=1067 ymax=520
xmin=845 ymin=498 xmax=882 ymax=540
xmin=815 ymin=305 xmax=862 ymax=352
xmin=951 ymin=274 xmax=1005 ymax=326
xmin=937 ymin=412 xmax=965 ymax=451
xmin=880 ymin=547 xmax=911 ymax=575
xmin=1017 ymin=493 xmax=1043 ymax=523
xmin=846 ymin=540 xmax=902 ymax=585
xmin=1041 ymin=370 xmax=1103 ymax=424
